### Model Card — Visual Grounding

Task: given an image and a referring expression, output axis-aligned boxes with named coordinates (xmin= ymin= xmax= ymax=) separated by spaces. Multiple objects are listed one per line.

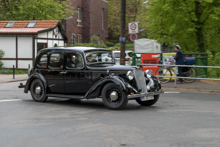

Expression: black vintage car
xmin=20 ymin=47 xmax=164 ymax=110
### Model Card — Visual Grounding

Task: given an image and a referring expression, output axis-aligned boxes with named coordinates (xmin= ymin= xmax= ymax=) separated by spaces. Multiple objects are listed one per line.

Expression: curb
xmin=163 ymin=88 xmax=220 ymax=94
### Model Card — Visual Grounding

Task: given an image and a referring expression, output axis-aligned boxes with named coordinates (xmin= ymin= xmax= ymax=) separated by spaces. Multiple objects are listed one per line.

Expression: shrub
xmin=72 ymin=43 xmax=107 ymax=48
xmin=207 ymin=50 xmax=220 ymax=78
xmin=0 ymin=49 xmax=5 ymax=69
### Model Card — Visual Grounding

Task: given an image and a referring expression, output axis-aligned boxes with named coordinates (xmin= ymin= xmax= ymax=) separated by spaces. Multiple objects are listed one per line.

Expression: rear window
xmin=114 ymin=52 xmax=120 ymax=58
xmin=38 ymin=54 xmax=48 ymax=68
xmin=127 ymin=52 xmax=133 ymax=57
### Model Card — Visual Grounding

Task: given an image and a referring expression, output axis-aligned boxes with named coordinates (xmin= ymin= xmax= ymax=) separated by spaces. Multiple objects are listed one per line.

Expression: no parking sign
xmin=128 ymin=22 xmax=139 ymax=34
xmin=130 ymin=34 xmax=137 ymax=41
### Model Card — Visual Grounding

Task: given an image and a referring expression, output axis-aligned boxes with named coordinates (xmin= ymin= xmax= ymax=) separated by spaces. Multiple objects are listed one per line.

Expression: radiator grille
xmin=134 ymin=69 xmax=148 ymax=93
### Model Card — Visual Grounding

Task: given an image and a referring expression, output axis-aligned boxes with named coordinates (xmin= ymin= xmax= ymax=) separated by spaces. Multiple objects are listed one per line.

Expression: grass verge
xmin=0 ymin=69 xmax=28 ymax=74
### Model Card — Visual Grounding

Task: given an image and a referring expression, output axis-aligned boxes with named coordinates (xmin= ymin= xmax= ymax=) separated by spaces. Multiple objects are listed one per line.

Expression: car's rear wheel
xmin=30 ymin=79 xmax=48 ymax=102
xmin=136 ymin=95 xmax=159 ymax=106
xmin=101 ymin=83 xmax=128 ymax=110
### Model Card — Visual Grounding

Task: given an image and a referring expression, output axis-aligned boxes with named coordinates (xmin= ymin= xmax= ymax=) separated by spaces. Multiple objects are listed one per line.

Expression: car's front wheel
xmin=101 ymin=83 xmax=128 ymax=110
xmin=30 ymin=79 xmax=48 ymax=102
xmin=136 ymin=95 xmax=159 ymax=106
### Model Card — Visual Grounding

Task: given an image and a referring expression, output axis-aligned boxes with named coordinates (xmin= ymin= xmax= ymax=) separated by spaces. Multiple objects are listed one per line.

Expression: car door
xmin=64 ymin=52 xmax=88 ymax=95
xmin=46 ymin=53 xmax=65 ymax=94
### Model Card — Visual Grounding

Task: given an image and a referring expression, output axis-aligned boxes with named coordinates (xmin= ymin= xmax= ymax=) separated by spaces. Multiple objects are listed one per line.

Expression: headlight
xmin=28 ymin=68 xmax=32 ymax=77
xmin=145 ymin=69 xmax=153 ymax=78
xmin=126 ymin=71 xmax=134 ymax=80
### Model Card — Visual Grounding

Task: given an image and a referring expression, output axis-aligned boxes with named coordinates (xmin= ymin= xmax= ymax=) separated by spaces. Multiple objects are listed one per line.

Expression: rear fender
xmin=24 ymin=73 xmax=47 ymax=93
xmin=84 ymin=75 xmax=127 ymax=99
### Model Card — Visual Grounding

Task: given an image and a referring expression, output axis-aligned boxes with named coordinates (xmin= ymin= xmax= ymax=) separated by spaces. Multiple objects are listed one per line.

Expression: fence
xmin=138 ymin=63 xmax=220 ymax=88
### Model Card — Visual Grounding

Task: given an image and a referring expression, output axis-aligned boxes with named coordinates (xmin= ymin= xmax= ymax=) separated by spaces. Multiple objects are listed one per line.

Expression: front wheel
xmin=155 ymin=68 xmax=172 ymax=84
xmin=101 ymin=83 xmax=128 ymax=110
xmin=30 ymin=79 xmax=48 ymax=102
xmin=183 ymin=67 xmax=197 ymax=83
xmin=136 ymin=95 xmax=160 ymax=106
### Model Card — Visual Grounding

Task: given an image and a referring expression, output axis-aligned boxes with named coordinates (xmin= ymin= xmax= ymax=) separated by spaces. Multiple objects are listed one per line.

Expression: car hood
xmin=87 ymin=64 xmax=138 ymax=71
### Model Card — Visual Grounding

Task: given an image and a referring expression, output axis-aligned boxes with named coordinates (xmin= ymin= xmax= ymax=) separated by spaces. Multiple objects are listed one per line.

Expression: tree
xmin=146 ymin=0 xmax=220 ymax=53
xmin=0 ymin=0 xmax=74 ymax=20
xmin=106 ymin=0 xmax=148 ymax=41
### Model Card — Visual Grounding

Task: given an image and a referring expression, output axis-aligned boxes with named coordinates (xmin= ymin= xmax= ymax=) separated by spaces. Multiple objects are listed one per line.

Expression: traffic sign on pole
xmin=128 ymin=22 xmax=139 ymax=34
xmin=130 ymin=34 xmax=137 ymax=41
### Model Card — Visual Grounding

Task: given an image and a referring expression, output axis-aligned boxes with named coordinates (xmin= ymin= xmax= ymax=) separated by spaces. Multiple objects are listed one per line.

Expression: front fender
xmin=84 ymin=75 xmax=128 ymax=99
xmin=24 ymin=73 xmax=47 ymax=93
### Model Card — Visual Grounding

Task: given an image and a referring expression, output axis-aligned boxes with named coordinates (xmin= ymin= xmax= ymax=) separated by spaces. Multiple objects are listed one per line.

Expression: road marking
xmin=0 ymin=99 xmax=21 ymax=102
xmin=164 ymin=91 xmax=180 ymax=94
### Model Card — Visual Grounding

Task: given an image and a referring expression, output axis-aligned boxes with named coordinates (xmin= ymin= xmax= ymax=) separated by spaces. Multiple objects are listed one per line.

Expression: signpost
xmin=130 ymin=34 xmax=137 ymax=41
xmin=119 ymin=37 xmax=126 ymax=42
xmin=128 ymin=22 xmax=139 ymax=34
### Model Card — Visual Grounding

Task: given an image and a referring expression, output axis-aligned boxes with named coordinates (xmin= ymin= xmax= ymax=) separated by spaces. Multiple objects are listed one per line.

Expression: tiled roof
xmin=0 ymin=20 xmax=59 ymax=34
xmin=0 ymin=28 xmax=47 ymax=34
xmin=0 ymin=20 xmax=59 ymax=28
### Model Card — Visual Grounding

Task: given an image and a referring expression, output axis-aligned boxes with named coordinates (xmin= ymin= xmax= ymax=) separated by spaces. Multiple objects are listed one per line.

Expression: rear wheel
xmin=183 ymin=67 xmax=197 ymax=83
xmin=101 ymin=83 xmax=128 ymax=110
xmin=136 ymin=95 xmax=160 ymax=106
xmin=155 ymin=68 xmax=172 ymax=83
xmin=30 ymin=79 xmax=48 ymax=102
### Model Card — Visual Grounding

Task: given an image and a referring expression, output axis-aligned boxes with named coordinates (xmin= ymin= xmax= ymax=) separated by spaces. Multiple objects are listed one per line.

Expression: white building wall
xmin=2 ymin=60 xmax=16 ymax=69
xmin=18 ymin=37 xmax=32 ymax=58
xmin=0 ymin=37 xmax=16 ymax=58
xmin=37 ymin=32 xmax=47 ymax=38
xmin=18 ymin=60 xmax=33 ymax=69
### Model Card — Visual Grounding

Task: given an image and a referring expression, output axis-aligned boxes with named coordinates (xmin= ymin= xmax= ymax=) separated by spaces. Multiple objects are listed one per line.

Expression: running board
xmin=46 ymin=94 xmax=84 ymax=99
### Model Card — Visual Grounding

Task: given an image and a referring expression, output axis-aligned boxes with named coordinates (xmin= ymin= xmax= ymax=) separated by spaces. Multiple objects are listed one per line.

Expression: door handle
xmin=59 ymin=71 xmax=67 ymax=75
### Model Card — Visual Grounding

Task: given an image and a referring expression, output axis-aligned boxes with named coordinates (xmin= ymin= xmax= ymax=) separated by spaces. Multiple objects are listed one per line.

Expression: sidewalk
xmin=0 ymin=74 xmax=219 ymax=93
xmin=0 ymin=74 xmax=28 ymax=84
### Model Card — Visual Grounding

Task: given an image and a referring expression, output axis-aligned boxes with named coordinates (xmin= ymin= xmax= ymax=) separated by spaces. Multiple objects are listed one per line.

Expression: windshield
xmin=85 ymin=50 xmax=115 ymax=65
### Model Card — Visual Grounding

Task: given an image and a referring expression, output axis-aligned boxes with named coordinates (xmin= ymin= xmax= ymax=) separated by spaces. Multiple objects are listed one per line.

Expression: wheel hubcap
xmin=35 ymin=86 xmax=41 ymax=95
xmin=110 ymin=91 xmax=118 ymax=101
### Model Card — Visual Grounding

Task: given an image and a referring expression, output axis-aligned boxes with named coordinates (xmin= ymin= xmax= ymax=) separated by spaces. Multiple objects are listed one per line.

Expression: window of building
xmin=5 ymin=22 xmax=15 ymax=28
xmin=38 ymin=54 xmax=48 ymax=68
xmin=37 ymin=43 xmax=47 ymax=52
xmin=77 ymin=34 xmax=82 ymax=43
xmin=102 ymin=8 xmax=104 ymax=30
xmin=71 ymin=33 xmax=75 ymax=45
xmin=77 ymin=8 xmax=82 ymax=26
xmin=27 ymin=22 xmax=37 ymax=28
xmin=49 ymin=53 xmax=64 ymax=69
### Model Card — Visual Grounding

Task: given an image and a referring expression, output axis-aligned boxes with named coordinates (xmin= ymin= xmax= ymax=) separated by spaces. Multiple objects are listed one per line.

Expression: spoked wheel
xmin=101 ymin=83 xmax=128 ymax=110
xmin=136 ymin=95 xmax=160 ymax=106
xmin=183 ymin=67 xmax=197 ymax=83
xmin=30 ymin=79 xmax=48 ymax=102
xmin=155 ymin=68 xmax=172 ymax=83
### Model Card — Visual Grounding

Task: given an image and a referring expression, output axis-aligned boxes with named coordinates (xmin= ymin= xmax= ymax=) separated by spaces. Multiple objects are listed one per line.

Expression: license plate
xmin=140 ymin=96 xmax=154 ymax=101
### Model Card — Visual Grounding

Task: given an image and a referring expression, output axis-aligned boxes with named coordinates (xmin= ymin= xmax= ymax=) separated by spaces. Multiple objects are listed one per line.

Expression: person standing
xmin=174 ymin=45 xmax=184 ymax=84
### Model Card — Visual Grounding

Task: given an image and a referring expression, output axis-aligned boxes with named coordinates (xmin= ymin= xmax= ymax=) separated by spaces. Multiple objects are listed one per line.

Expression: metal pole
xmin=174 ymin=65 xmax=177 ymax=87
xmin=13 ymin=65 xmax=15 ymax=79
xmin=28 ymin=64 xmax=30 ymax=69
xmin=120 ymin=0 xmax=126 ymax=65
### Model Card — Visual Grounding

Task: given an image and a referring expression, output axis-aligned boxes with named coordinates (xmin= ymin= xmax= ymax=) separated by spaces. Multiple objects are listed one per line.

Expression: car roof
xmin=38 ymin=47 xmax=111 ymax=54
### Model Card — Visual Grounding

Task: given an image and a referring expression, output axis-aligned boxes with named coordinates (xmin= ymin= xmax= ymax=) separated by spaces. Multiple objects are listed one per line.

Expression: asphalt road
xmin=0 ymin=82 xmax=220 ymax=147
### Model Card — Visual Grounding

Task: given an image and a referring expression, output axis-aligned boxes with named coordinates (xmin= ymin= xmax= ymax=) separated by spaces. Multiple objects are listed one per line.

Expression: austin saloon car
xmin=20 ymin=47 xmax=164 ymax=110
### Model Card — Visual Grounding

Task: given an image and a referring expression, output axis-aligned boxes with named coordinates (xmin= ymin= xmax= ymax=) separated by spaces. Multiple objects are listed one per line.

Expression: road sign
xmin=128 ymin=22 xmax=139 ymax=34
xmin=130 ymin=34 xmax=137 ymax=41
xmin=119 ymin=37 xmax=126 ymax=42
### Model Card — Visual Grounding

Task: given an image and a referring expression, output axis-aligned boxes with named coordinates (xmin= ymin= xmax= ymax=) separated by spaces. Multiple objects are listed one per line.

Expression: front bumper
xmin=128 ymin=90 xmax=164 ymax=99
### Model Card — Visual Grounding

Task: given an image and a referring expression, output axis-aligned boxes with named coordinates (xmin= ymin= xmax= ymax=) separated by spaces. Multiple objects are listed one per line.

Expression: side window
xmin=49 ymin=53 xmax=64 ymax=69
xmin=66 ymin=53 xmax=84 ymax=69
xmin=38 ymin=54 xmax=48 ymax=68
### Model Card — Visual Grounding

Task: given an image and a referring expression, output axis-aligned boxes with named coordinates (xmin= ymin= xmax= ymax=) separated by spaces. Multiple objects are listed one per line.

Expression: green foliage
xmin=91 ymin=35 xmax=104 ymax=44
xmin=0 ymin=49 xmax=5 ymax=69
xmin=207 ymin=50 xmax=220 ymax=78
xmin=72 ymin=43 xmax=107 ymax=48
xmin=106 ymin=0 xmax=148 ymax=41
xmin=0 ymin=69 xmax=28 ymax=74
xmin=146 ymin=0 xmax=220 ymax=53
xmin=0 ymin=0 xmax=74 ymax=20
xmin=108 ymin=43 xmax=134 ymax=50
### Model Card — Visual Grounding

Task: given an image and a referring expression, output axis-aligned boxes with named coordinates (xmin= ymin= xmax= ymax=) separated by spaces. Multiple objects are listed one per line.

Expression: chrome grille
xmin=133 ymin=69 xmax=148 ymax=93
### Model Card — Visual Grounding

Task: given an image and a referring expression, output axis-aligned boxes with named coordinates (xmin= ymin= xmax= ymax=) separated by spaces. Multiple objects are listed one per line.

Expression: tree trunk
xmin=195 ymin=1 xmax=205 ymax=53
